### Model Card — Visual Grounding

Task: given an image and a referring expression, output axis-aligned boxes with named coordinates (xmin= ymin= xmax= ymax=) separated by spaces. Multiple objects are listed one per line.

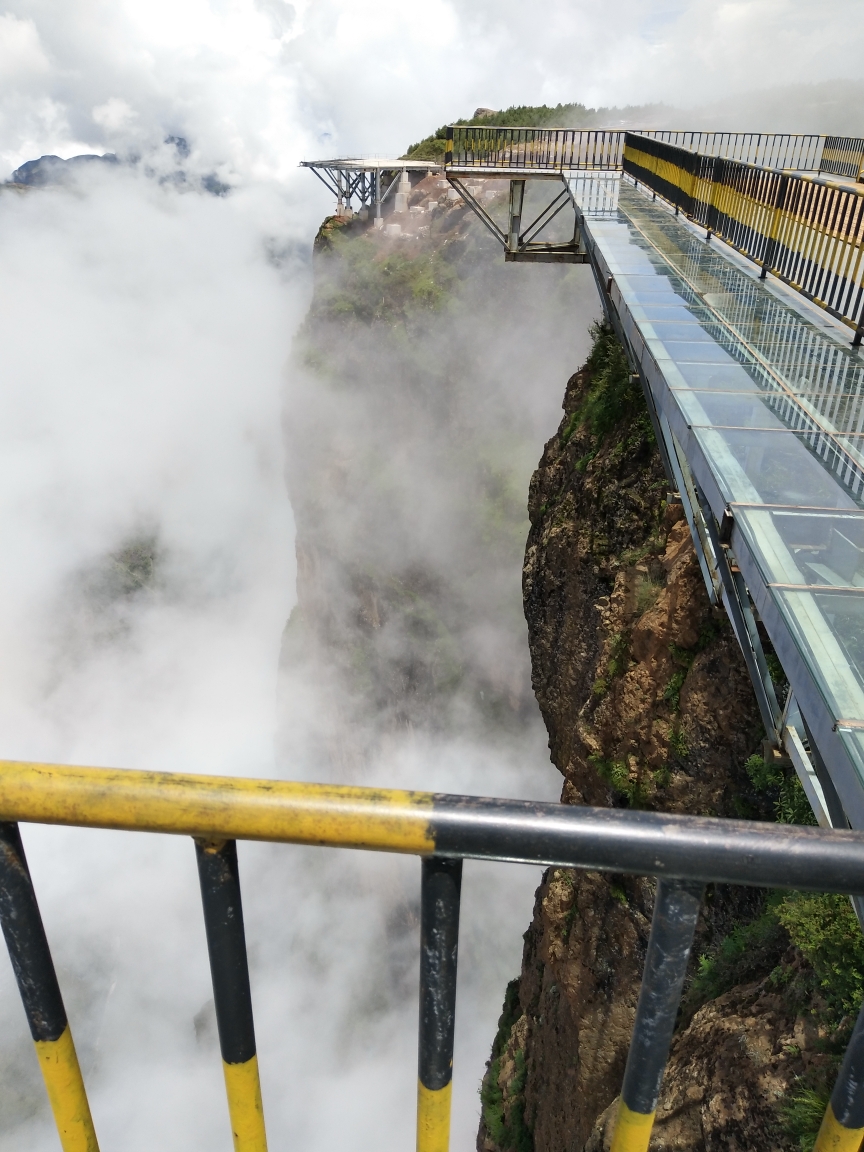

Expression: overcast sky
xmin=0 ymin=0 xmax=862 ymax=184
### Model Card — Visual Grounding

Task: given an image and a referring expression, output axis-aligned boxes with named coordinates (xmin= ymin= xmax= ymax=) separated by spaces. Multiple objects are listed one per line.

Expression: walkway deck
xmin=581 ymin=179 xmax=864 ymax=828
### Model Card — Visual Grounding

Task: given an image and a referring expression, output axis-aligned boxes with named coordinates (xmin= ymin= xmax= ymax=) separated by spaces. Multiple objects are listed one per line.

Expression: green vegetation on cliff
xmin=403 ymin=100 xmax=673 ymax=160
xmin=310 ymin=226 xmax=456 ymax=327
xmin=405 ymin=104 xmax=592 ymax=161
xmin=480 ymin=981 xmax=533 ymax=1152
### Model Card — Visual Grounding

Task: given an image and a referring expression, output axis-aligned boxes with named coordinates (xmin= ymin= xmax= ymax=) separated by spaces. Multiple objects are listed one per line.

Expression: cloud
xmin=92 ymin=97 xmax=137 ymax=131
xmin=0 ymin=0 xmax=860 ymax=185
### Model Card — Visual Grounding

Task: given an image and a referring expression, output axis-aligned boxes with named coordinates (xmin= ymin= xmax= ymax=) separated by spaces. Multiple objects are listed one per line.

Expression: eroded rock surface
xmin=477 ymin=361 xmax=809 ymax=1152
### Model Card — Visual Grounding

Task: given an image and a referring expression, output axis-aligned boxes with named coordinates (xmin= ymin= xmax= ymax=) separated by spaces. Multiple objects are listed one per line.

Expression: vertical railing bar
xmin=416 ymin=856 xmax=462 ymax=1152
xmin=195 ymin=838 xmax=268 ymax=1152
xmin=0 ymin=822 xmax=100 ymax=1152
xmin=609 ymin=879 xmax=704 ymax=1152
xmin=813 ymin=1000 xmax=864 ymax=1150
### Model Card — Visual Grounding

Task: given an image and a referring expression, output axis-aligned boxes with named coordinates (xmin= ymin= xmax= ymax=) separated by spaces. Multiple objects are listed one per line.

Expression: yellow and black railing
xmin=5 ymin=759 xmax=864 ymax=1150
xmin=821 ymin=135 xmax=864 ymax=181
xmin=196 ymin=838 xmax=267 ymax=1152
xmin=610 ymin=879 xmax=703 ymax=1152
xmin=623 ymin=132 xmax=864 ymax=343
xmin=0 ymin=822 xmax=99 ymax=1152
xmin=417 ymin=857 xmax=461 ymax=1152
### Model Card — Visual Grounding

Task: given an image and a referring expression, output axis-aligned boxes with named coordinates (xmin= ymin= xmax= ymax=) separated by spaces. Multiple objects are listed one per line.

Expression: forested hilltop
xmin=404 ymin=101 xmax=673 ymax=161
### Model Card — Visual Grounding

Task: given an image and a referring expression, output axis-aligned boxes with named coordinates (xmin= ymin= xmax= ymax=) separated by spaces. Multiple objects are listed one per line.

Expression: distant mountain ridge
xmin=5 ymin=139 xmax=230 ymax=195
xmin=10 ymin=153 xmax=118 ymax=186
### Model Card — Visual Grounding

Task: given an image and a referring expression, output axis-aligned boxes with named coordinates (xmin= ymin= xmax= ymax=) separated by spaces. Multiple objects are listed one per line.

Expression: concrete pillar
xmin=394 ymin=172 xmax=411 ymax=214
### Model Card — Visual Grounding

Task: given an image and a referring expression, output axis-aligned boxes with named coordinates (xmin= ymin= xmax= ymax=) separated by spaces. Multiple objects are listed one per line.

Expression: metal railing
xmin=821 ymin=135 xmax=864 ymax=181
xmin=445 ymin=126 xmax=625 ymax=171
xmin=3 ymin=760 xmax=864 ymax=1151
xmin=649 ymin=131 xmax=825 ymax=170
xmin=445 ymin=126 xmax=864 ymax=179
xmin=623 ymin=132 xmax=864 ymax=342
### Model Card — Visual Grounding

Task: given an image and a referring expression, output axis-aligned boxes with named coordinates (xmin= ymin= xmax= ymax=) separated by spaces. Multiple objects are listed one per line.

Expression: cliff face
xmin=478 ymin=337 xmax=863 ymax=1152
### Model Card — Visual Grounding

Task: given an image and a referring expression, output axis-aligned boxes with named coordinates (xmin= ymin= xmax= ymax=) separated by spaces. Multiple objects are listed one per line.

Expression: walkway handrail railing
xmin=3 ymin=760 xmax=864 ymax=1151
xmin=446 ymin=126 xmax=625 ymax=171
xmin=822 ymin=135 xmax=864 ymax=180
xmin=623 ymin=132 xmax=864 ymax=342
xmin=446 ymin=126 xmax=863 ymax=178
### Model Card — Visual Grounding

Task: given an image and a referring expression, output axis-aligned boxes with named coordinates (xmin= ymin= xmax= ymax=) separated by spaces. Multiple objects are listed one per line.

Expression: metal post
xmin=761 ymin=173 xmax=789 ymax=280
xmin=375 ymin=169 xmax=382 ymax=228
xmin=195 ymin=838 xmax=267 ymax=1152
xmin=508 ymin=180 xmax=525 ymax=254
xmin=0 ymin=823 xmax=99 ymax=1152
xmin=813 ymin=1000 xmax=864 ymax=1150
xmin=610 ymin=879 xmax=704 ymax=1152
xmin=417 ymin=856 xmax=462 ymax=1152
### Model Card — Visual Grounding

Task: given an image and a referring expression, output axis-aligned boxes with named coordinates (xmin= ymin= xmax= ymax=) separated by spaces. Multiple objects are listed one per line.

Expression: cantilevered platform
xmin=580 ymin=180 xmax=864 ymax=830
xmin=300 ymin=156 xmax=443 ymax=219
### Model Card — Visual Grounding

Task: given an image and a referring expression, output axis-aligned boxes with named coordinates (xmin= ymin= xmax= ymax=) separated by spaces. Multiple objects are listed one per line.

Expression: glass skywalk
xmin=581 ymin=182 xmax=864 ymax=816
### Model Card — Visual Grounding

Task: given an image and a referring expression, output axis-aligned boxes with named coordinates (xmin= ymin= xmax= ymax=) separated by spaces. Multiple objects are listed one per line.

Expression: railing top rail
xmin=3 ymin=758 xmax=864 ymax=892
xmin=447 ymin=126 xmax=826 ymax=138
xmin=300 ymin=158 xmax=442 ymax=170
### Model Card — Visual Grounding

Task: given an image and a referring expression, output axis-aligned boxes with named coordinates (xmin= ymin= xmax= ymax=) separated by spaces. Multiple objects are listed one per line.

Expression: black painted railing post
xmin=609 ymin=878 xmax=704 ymax=1152
xmin=195 ymin=838 xmax=267 ymax=1152
xmin=0 ymin=822 xmax=99 ymax=1152
xmin=813 ymin=1000 xmax=864 ymax=1149
xmin=761 ymin=173 xmax=789 ymax=279
xmin=417 ymin=856 xmax=463 ymax=1152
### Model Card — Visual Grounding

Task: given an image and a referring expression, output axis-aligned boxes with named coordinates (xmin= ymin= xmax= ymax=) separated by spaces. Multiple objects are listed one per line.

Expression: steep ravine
xmin=286 ymin=154 xmax=864 ymax=1152
xmin=477 ymin=331 xmax=864 ymax=1152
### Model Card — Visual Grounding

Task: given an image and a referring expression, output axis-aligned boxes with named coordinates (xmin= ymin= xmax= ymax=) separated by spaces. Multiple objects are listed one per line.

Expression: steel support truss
xmin=300 ymin=160 xmax=440 ymax=220
xmin=303 ymin=164 xmax=400 ymax=218
xmin=446 ymin=173 xmax=590 ymax=263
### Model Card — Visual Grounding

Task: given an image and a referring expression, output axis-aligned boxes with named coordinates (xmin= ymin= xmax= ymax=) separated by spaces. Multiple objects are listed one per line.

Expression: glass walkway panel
xmin=579 ymin=179 xmax=864 ymax=828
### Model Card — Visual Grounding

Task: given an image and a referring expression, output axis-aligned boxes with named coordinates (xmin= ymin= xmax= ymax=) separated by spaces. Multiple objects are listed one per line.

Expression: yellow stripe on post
xmin=417 ymin=1080 xmax=452 ymax=1152
xmin=223 ymin=1056 xmax=268 ymax=1152
xmin=34 ymin=1024 xmax=99 ymax=1152
xmin=813 ymin=1102 xmax=864 ymax=1151
xmin=609 ymin=1099 xmax=656 ymax=1152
